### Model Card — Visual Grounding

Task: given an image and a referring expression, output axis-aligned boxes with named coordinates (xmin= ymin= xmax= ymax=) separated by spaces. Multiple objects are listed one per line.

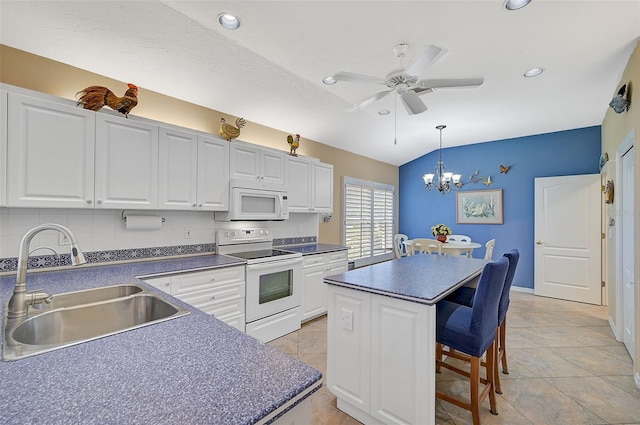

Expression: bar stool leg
xmin=500 ymin=317 xmax=509 ymax=374
xmin=486 ymin=341 xmax=498 ymax=415
xmin=493 ymin=329 xmax=502 ymax=394
xmin=470 ymin=356 xmax=481 ymax=425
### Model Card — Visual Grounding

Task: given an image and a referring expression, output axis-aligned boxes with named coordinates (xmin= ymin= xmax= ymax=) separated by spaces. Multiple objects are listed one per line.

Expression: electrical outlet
xmin=341 ymin=309 xmax=353 ymax=331
xmin=58 ymin=233 xmax=70 ymax=246
xmin=184 ymin=228 xmax=192 ymax=239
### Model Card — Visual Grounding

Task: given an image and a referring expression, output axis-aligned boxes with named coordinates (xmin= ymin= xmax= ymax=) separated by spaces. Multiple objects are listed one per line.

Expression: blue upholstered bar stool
xmin=444 ymin=250 xmax=520 ymax=394
xmin=435 ymin=257 xmax=509 ymax=425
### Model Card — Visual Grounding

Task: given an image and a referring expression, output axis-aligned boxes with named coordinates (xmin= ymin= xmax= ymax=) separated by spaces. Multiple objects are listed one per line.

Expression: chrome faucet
xmin=7 ymin=224 xmax=87 ymax=319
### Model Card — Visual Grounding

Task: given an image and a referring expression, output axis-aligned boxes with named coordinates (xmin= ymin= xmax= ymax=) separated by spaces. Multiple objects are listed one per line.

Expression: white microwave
xmin=215 ymin=180 xmax=289 ymax=221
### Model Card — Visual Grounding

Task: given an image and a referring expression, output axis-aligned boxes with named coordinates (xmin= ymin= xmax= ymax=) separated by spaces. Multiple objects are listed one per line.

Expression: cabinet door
xmin=326 ymin=285 xmax=372 ymax=412
xmin=261 ymin=150 xmax=287 ymax=186
xmin=95 ymin=115 xmax=158 ymax=209
xmin=7 ymin=93 xmax=95 ymax=208
xmin=230 ymin=143 xmax=260 ymax=180
xmin=287 ymin=157 xmax=312 ymax=212
xmin=370 ymin=294 xmax=433 ymax=424
xmin=302 ymin=263 xmax=327 ymax=322
xmin=313 ymin=162 xmax=333 ymax=212
xmin=197 ymin=136 xmax=229 ymax=210
xmin=158 ymin=127 xmax=197 ymax=210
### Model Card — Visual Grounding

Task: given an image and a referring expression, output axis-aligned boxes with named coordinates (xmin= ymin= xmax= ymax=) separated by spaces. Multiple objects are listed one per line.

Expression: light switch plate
xmin=341 ymin=309 xmax=353 ymax=331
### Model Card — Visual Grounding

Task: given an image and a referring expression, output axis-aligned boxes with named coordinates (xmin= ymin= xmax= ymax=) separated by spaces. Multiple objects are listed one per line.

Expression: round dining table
xmin=404 ymin=239 xmax=482 ymax=257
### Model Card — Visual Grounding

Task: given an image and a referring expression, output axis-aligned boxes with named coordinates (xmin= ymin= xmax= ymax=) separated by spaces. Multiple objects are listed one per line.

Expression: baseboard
xmin=608 ymin=315 xmax=623 ymax=342
xmin=511 ymin=286 xmax=534 ymax=294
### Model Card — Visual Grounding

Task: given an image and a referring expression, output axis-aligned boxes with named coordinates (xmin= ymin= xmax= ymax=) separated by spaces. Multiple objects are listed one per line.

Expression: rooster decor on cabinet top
xmin=76 ymin=83 xmax=138 ymax=118
xmin=287 ymin=134 xmax=300 ymax=156
xmin=219 ymin=117 xmax=246 ymax=142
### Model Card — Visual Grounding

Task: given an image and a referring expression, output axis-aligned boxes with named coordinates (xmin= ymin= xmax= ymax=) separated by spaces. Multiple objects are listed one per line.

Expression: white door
xmin=158 ymin=127 xmax=198 ymax=210
xmin=621 ymin=146 xmax=635 ymax=358
xmin=196 ymin=136 xmax=229 ymax=211
xmin=534 ymin=174 xmax=601 ymax=304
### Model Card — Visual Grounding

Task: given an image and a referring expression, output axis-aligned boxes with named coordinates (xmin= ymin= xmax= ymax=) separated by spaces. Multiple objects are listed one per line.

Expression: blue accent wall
xmin=399 ymin=126 xmax=601 ymax=290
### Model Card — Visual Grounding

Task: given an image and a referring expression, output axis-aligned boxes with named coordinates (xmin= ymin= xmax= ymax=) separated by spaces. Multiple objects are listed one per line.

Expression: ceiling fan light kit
xmin=329 ymin=44 xmax=484 ymax=115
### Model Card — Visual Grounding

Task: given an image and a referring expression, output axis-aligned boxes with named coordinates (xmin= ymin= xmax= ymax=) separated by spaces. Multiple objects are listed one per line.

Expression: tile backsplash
xmin=0 ymin=208 xmax=319 ymax=271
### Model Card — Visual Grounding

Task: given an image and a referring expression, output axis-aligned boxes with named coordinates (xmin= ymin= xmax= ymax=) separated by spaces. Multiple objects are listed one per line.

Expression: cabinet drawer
xmin=171 ymin=266 xmax=245 ymax=295
xmin=218 ymin=313 xmax=246 ymax=332
xmin=303 ymin=254 xmax=326 ymax=268
xmin=208 ymin=298 xmax=246 ymax=318
xmin=176 ymin=282 xmax=244 ymax=309
xmin=327 ymin=250 xmax=348 ymax=264
xmin=143 ymin=277 xmax=172 ymax=293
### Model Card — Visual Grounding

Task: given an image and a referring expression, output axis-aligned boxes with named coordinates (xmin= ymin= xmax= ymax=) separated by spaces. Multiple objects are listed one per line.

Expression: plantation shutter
xmin=344 ymin=178 xmax=394 ymax=263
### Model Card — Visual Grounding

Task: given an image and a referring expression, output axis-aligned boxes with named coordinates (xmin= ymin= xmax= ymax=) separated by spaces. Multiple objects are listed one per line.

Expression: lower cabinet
xmin=326 ymin=285 xmax=436 ymax=425
xmin=301 ymin=250 xmax=348 ymax=322
xmin=142 ymin=265 xmax=246 ymax=332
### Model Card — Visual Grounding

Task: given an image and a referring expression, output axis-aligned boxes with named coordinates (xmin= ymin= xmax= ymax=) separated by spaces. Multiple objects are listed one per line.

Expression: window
xmin=344 ymin=177 xmax=395 ymax=267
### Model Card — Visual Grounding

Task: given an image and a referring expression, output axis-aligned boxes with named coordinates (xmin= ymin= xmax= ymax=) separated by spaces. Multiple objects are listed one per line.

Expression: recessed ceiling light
xmin=524 ymin=67 xmax=544 ymax=78
xmin=322 ymin=76 xmax=337 ymax=85
xmin=218 ymin=13 xmax=241 ymax=30
xmin=378 ymin=110 xmax=390 ymax=115
xmin=503 ymin=0 xmax=532 ymax=10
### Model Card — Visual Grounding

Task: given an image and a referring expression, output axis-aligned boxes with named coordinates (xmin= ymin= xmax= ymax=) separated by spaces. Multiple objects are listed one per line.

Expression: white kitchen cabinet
xmin=326 ymin=285 xmax=434 ymax=425
xmin=6 ymin=92 xmax=96 ymax=208
xmin=95 ymin=114 xmax=158 ymax=209
xmin=196 ymin=135 xmax=229 ymax=210
xmin=0 ymin=90 xmax=7 ymax=207
xmin=158 ymin=128 xmax=229 ymax=211
xmin=301 ymin=250 xmax=348 ymax=322
xmin=142 ymin=265 xmax=246 ymax=332
xmin=287 ymin=156 xmax=333 ymax=213
xmin=230 ymin=141 xmax=287 ymax=186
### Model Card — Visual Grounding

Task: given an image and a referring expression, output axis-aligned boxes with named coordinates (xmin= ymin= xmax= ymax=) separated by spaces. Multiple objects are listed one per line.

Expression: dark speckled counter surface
xmin=324 ymin=254 xmax=489 ymax=305
xmin=280 ymin=243 xmax=347 ymax=255
xmin=0 ymin=255 xmax=322 ymax=425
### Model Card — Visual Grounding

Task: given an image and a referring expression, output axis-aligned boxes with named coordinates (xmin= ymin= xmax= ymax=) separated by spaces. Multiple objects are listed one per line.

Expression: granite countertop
xmin=280 ymin=243 xmax=348 ymax=255
xmin=0 ymin=255 xmax=322 ymax=424
xmin=324 ymin=254 xmax=489 ymax=305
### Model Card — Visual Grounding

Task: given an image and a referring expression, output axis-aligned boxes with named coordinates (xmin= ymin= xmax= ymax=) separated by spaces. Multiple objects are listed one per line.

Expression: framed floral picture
xmin=456 ymin=189 xmax=503 ymax=224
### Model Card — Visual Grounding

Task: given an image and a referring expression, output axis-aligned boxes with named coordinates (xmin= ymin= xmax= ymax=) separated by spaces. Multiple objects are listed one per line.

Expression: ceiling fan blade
xmin=401 ymin=91 xmax=428 ymax=115
xmin=417 ymin=78 xmax=485 ymax=89
xmin=405 ymin=45 xmax=446 ymax=77
xmin=333 ymin=71 xmax=385 ymax=84
xmin=345 ymin=90 xmax=392 ymax=112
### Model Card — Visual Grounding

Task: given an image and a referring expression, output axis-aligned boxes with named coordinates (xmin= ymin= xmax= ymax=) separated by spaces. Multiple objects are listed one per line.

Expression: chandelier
xmin=422 ymin=125 xmax=462 ymax=194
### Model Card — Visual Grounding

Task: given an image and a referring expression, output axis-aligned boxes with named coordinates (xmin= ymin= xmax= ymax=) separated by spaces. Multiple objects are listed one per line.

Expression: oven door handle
xmin=246 ymin=257 xmax=302 ymax=271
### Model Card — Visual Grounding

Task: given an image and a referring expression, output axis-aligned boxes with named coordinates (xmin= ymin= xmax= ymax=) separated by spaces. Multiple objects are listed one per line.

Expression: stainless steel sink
xmin=3 ymin=285 xmax=190 ymax=361
xmin=31 ymin=284 xmax=143 ymax=310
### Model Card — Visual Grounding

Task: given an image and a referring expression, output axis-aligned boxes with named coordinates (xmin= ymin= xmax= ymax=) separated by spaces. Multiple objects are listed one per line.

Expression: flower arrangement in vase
xmin=431 ymin=224 xmax=452 ymax=243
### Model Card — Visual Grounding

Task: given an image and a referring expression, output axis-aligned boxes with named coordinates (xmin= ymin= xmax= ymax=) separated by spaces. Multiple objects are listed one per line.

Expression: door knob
xmin=536 ymin=240 xmax=543 ymax=245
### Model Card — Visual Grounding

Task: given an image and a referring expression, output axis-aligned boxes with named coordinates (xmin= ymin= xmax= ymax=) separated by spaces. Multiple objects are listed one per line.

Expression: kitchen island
xmin=324 ymin=254 xmax=489 ymax=425
xmin=0 ymin=255 xmax=322 ymax=424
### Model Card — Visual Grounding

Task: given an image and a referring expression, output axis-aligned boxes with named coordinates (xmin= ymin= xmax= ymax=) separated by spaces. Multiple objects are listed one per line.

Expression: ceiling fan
xmin=331 ymin=44 xmax=484 ymax=115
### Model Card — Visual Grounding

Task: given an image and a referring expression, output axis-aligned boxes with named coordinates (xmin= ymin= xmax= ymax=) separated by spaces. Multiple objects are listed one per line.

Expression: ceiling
xmin=1 ymin=1 xmax=639 ymax=166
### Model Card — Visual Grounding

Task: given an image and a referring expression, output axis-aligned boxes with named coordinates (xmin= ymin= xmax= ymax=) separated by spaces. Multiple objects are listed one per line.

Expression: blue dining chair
xmin=435 ymin=257 xmax=509 ymax=425
xmin=443 ymin=250 xmax=520 ymax=394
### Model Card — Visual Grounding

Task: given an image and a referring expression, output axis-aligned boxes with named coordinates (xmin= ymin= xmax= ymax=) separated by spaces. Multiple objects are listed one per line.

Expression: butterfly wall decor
xmin=500 ymin=165 xmax=511 ymax=174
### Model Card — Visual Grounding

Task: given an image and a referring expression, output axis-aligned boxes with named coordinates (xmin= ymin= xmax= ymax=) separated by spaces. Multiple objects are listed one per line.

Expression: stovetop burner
xmin=228 ymin=249 xmax=296 ymax=261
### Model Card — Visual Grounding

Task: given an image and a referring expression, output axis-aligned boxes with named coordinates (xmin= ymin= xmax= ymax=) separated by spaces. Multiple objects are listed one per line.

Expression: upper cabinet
xmin=95 ymin=114 xmax=159 ymax=209
xmin=230 ymin=141 xmax=287 ymax=187
xmin=158 ymin=127 xmax=229 ymax=211
xmin=6 ymin=92 xmax=96 ymax=208
xmin=287 ymin=156 xmax=333 ymax=213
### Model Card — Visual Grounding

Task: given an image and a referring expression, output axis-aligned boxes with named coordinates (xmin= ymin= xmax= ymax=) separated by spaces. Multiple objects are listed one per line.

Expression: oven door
xmin=245 ymin=257 xmax=302 ymax=323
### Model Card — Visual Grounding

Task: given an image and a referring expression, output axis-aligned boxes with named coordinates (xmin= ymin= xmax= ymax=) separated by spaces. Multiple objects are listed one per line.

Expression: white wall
xmin=0 ymin=208 xmax=319 ymax=258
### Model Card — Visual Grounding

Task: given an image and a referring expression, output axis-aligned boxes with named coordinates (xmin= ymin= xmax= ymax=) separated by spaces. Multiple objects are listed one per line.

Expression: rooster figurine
xmin=287 ymin=134 xmax=300 ymax=156
xmin=219 ymin=117 xmax=246 ymax=142
xmin=76 ymin=83 xmax=138 ymax=118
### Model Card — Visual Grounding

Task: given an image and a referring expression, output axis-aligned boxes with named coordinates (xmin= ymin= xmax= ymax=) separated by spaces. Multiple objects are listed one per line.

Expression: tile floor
xmin=268 ymin=291 xmax=640 ymax=425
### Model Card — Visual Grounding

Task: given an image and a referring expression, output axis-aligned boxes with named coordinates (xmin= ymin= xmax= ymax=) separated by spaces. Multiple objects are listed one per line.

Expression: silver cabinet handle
xmin=97 ymin=200 xmax=103 ymax=205
xmin=86 ymin=200 xmax=93 ymax=204
xmin=536 ymin=240 xmax=543 ymax=245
